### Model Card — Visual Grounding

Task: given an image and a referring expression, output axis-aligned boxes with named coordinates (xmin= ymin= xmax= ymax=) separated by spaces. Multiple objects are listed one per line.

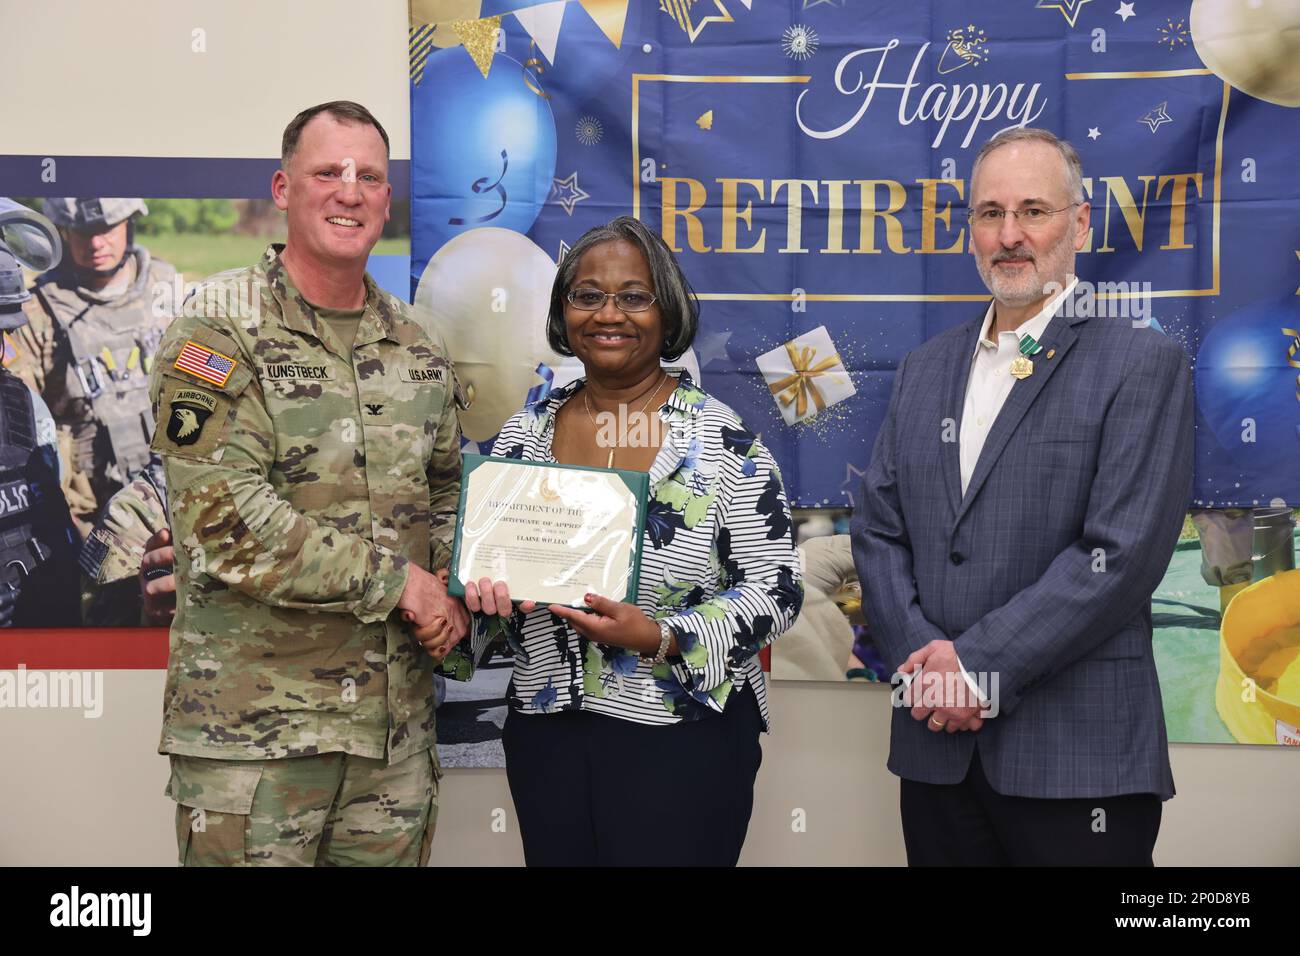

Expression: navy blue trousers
xmin=502 ymin=684 xmax=763 ymax=866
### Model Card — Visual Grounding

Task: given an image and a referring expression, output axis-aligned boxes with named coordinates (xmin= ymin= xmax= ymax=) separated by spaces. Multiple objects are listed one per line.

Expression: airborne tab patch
xmin=174 ymin=340 xmax=238 ymax=388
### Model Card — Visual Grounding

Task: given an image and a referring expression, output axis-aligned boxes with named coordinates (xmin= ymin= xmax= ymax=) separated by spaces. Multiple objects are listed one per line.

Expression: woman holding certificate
xmin=434 ymin=217 xmax=803 ymax=866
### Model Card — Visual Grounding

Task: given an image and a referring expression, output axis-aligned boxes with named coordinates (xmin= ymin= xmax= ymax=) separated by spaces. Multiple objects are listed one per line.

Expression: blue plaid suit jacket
xmin=851 ymin=302 xmax=1194 ymax=800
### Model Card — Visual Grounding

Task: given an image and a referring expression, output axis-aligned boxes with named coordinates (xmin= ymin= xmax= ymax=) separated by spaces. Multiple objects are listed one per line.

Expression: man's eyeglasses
xmin=565 ymin=288 xmax=658 ymax=313
xmin=967 ymin=203 xmax=1080 ymax=229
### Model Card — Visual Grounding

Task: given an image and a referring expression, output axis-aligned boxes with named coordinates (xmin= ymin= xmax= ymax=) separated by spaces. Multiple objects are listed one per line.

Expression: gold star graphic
xmin=1035 ymin=0 xmax=1094 ymax=28
xmin=658 ymin=0 xmax=740 ymax=43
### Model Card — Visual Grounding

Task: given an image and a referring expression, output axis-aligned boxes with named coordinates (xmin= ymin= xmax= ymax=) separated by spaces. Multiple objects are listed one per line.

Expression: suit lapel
xmin=954 ymin=307 xmax=1082 ymax=527
xmin=942 ymin=313 xmax=985 ymax=516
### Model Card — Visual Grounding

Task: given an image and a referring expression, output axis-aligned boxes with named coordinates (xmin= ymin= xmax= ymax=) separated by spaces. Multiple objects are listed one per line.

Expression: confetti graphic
xmin=575 ymin=116 xmax=604 ymax=145
xmin=780 ymin=24 xmax=820 ymax=61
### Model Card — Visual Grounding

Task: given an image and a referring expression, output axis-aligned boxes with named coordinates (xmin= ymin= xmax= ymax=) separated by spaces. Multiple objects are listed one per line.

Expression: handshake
xmin=397 ymin=564 xmax=471 ymax=661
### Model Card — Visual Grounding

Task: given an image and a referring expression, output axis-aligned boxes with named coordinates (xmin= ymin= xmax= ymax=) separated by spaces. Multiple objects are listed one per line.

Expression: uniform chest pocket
xmin=356 ymin=380 xmax=446 ymax=469
xmin=365 ymin=365 xmax=449 ymax=431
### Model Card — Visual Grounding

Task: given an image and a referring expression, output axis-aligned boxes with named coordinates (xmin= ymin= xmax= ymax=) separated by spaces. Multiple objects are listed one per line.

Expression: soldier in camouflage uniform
xmin=8 ymin=198 xmax=178 ymax=540
xmin=78 ymin=461 xmax=171 ymax=626
xmin=148 ymin=101 xmax=468 ymax=867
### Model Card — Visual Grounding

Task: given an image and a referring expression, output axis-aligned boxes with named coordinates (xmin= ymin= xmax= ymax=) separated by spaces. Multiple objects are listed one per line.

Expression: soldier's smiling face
xmin=273 ymin=113 xmax=391 ymax=267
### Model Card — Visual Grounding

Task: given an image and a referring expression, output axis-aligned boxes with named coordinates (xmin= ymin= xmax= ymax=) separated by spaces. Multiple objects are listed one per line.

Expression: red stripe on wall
xmin=0 ymin=629 xmax=169 ymax=669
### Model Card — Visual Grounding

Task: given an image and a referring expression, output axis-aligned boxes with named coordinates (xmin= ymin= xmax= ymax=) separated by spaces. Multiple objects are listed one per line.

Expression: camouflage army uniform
xmin=148 ymin=245 xmax=463 ymax=866
xmin=10 ymin=241 xmax=177 ymax=534
xmin=78 ymin=461 xmax=168 ymax=626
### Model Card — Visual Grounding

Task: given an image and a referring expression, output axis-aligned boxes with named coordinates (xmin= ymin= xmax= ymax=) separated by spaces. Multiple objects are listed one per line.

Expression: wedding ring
xmin=929 ymin=715 xmax=947 ymax=729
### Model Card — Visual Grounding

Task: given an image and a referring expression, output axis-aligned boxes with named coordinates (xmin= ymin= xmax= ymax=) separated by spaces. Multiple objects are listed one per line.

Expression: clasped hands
xmin=399 ymin=564 xmax=471 ymax=661
xmin=898 ymin=638 xmax=990 ymax=734
xmin=400 ymin=569 xmax=666 ymax=662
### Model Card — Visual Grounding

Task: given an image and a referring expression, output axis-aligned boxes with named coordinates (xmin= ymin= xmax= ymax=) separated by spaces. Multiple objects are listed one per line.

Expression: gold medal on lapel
xmin=1009 ymin=355 xmax=1034 ymax=380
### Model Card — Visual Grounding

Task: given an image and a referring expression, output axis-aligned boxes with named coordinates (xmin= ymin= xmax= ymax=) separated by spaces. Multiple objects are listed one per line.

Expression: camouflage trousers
xmin=166 ymin=748 xmax=440 ymax=867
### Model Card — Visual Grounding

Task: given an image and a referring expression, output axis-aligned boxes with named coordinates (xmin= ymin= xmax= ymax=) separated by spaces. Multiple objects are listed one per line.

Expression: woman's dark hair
xmin=546 ymin=216 xmax=700 ymax=361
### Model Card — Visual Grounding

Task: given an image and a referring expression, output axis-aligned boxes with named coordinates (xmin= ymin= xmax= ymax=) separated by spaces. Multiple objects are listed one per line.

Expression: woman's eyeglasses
xmin=565 ymin=288 xmax=657 ymax=313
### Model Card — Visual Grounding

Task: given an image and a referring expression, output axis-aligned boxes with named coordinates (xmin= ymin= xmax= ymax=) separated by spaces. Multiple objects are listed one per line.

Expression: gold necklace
xmin=583 ymin=371 xmax=668 ymax=468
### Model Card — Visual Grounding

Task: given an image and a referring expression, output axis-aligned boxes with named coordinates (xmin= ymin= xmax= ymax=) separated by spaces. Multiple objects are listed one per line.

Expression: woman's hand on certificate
xmin=464 ymin=578 xmax=538 ymax=616
xmin=462 ymin=584 xmax=675 ymax=659
xmin=548 ymin=594 xmax=668 ymax=657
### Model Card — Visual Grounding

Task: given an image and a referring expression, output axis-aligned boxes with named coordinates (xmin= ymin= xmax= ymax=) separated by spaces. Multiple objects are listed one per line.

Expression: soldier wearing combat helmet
xmin=7 ymin=197 xmax=178 ymax=538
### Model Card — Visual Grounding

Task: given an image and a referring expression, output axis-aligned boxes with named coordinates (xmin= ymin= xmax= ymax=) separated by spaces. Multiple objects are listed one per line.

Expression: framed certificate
xmin=447 ymin=454 xmax=649 ymax=608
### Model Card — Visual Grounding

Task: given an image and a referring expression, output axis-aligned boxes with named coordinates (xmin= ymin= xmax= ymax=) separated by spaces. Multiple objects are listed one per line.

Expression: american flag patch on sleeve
xmin=174 ymin=340 xmax=237 ymax=387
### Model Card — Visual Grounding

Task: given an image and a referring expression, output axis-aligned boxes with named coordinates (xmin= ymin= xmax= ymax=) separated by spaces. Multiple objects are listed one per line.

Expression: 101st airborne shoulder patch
xmin=166 ymin=388 xmax=218 ymax=446
xmin=151 ymin=380 xmax=232 ymax=463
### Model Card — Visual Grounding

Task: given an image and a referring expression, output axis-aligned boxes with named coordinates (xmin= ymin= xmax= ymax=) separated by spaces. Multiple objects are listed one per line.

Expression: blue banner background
xmin=411 ymin=0 xmax=1300 ymax=508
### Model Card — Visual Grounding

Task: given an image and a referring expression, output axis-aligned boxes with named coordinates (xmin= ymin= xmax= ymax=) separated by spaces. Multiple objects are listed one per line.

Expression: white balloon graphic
xmin=1192 ymin=0 xmax=1300 ymax=107
xmin=415 ymin=228 xmax=564 ymax=441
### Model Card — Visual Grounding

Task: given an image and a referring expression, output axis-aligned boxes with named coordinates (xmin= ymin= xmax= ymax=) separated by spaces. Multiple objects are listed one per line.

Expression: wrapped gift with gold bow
xmin=757 ymin=326 xmax=856 ymax=425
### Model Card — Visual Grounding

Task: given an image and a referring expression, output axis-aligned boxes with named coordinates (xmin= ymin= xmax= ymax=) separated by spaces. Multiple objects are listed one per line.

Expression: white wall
xmin=2 ymin=0 xmax=1296 ymax=867
xmin=3 ymin=671 xmax=1298 ymax=866
xmin=3 ymin=0 xmax=412 ymax=159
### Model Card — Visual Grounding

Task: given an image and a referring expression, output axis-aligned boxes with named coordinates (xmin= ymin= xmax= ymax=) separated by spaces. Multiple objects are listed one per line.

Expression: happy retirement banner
xmin=409 ymin=0 xmax=1300 ymax=509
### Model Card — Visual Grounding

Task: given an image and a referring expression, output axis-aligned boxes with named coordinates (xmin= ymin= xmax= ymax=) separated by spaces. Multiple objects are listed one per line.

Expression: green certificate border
xmin=447 ymin=453 xmax=649 ymax=608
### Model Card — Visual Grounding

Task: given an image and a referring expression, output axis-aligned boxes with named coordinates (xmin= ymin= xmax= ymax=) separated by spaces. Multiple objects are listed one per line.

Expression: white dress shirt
xmin=959 ymin=278 xmax=1077 ymax=494
xmin=951 ymin=278 xmax=1076 ymax=710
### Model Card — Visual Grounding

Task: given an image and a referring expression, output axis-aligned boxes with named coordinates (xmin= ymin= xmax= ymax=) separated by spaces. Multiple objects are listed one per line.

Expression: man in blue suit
xmin=851 ymin=128 xmax=1194 ymax=865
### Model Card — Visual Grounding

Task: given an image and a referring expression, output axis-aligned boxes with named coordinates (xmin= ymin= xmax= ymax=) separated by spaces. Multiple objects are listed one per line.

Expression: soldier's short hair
xmin=971 ymin=127 xmax=1085 ymax=204
xmin=281 ymin=101 xmax=391 ymax=165
xmin=546 ymin=216 xmax=700 ymax=362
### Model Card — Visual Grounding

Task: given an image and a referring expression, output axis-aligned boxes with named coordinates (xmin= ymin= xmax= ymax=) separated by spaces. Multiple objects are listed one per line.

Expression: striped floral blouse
xmin=442 ymin=370 xmax=804 ymax=729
